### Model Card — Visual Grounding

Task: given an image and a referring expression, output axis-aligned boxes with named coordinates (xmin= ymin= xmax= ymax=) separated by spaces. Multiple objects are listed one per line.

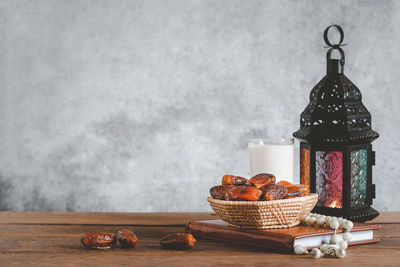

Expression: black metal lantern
xmin=293 ymin=25 xmax=379 ymax=222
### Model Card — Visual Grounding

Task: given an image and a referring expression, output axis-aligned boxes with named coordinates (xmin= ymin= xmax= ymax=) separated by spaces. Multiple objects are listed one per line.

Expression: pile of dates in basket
xmin=210 ymin=173 xmax=309 ymax=201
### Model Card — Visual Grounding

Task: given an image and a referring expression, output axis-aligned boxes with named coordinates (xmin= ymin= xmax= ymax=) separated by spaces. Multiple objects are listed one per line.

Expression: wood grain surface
xmin=0 ymin=212 xmax=399 ymax=266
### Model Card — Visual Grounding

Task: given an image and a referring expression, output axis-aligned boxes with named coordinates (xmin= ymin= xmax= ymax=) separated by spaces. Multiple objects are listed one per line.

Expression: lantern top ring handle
xmin=323 ymin=24 xmax=345 ymax=48
xmin=324 ymin=24 xmax=346 ymax=66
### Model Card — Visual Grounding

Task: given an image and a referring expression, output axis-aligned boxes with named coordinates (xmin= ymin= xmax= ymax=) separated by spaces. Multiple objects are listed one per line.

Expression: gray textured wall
xmin=0 ymin=0 xmax=399 ymax=212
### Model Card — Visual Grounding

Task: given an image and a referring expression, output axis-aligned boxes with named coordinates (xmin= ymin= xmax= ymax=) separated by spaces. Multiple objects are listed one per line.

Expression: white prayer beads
xmin=344 ymin=221 xmax=354 ymax=232
xmin=307 ymin=217 xmax=317 ymax=226
xmin=320 ymin=244 xmax=329 ymax=253
xmin=335 ymin=248 xmax=347 ymax=259
xmin=294 ymin=244 xmax=308 ymax=255
xmin=305 ymin=213 xmax=353 ymax=232
xmin=325 ymin=246 xmax=337 ymax=256
xmin=342 ymin=232 xmax=352 ymax=242
xmin=311 ymin=248 xmax=323 ymax=258
xmin=338 ymin=240 xmax=348 ymax=250
xmin=331 ymin=234 xmax=340 ymax=244
xmin=316 ymin=217 xmax=326 ymax=226
xmin=296 ymin=213 xmax=354 ymax=259
xmin=328 ymin=218 xmax=339 ymax=230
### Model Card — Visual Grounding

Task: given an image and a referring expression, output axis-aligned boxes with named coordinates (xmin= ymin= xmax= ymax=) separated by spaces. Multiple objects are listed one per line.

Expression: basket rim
xmin=207 ymin=193 xmax=318 ymax=206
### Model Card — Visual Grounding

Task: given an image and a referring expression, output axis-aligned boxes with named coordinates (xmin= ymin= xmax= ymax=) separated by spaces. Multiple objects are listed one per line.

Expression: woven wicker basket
xmin=208 ymin=193 xmax=318 ymax=229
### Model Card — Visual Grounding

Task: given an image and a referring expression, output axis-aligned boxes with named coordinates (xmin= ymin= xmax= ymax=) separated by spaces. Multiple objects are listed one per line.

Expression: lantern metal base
xmin=312 ymin=206 xmax=379 ymax=223
xmin=346 ymin=207 xmax=380 ymax=222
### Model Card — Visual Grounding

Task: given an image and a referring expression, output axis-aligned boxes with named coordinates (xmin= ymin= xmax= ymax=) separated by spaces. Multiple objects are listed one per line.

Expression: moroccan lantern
xmin=293 ymin=25 xmax=379 ymax=222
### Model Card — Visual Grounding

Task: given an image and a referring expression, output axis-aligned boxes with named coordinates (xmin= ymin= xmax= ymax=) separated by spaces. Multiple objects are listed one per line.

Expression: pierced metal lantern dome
xmin=293 ymin=25 xmax=379 ymax=222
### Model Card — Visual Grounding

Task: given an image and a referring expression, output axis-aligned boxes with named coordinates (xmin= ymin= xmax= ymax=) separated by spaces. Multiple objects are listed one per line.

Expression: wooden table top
xmin=0 ymin=211 xmax=399 ymax=266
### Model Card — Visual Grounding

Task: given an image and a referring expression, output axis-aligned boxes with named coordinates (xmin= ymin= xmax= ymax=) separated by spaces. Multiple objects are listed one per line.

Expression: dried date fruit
xmin=264 ymin=184 xmax=288 ymax=201
xmin=247 ymin=173 xmax=276 ymax=190
xmin=160 ymin=233 xmax=196 ymax=250
xmin=81 ymin=232 xmax=116 ymax=249
xmin=210 ymin=185 xmax=233 ymax=200
xmin=116 ymin=229 xmax=138 ymax=249
xmin=225 ymin=186 xmax=263 ymax=201
xmin=285 ymin=190 xmax=305 ymax=198
xmin=221 ymin=175 xmax=247 ymax=185
xmin=277 ymin=180 xmax=293 ymax=186
xmin=286 ymin=184 xmax=309 ymax=194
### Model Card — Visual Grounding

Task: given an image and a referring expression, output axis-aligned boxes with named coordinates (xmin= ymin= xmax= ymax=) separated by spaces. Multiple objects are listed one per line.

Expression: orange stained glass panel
xmin=300 ymin=148 xmax=310 ymax=186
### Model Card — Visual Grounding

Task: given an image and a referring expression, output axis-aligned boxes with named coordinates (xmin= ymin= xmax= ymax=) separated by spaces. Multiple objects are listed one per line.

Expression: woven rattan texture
xmin=208 ymin=194 xmax=318 ymax=229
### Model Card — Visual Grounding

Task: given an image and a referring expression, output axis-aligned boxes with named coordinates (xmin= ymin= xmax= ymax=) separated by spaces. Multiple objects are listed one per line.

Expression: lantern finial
xmin=324 ymin=25 xmax=346 ymax=74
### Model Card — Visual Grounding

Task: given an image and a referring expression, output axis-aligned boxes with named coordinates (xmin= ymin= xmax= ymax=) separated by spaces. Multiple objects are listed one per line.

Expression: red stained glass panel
xmin=315 ymin=151 xmax=343 ymax=208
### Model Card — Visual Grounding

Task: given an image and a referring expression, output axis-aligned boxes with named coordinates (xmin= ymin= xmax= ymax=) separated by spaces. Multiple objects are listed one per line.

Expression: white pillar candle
xmin=248 ymin=138 xmax=294 ymax=183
